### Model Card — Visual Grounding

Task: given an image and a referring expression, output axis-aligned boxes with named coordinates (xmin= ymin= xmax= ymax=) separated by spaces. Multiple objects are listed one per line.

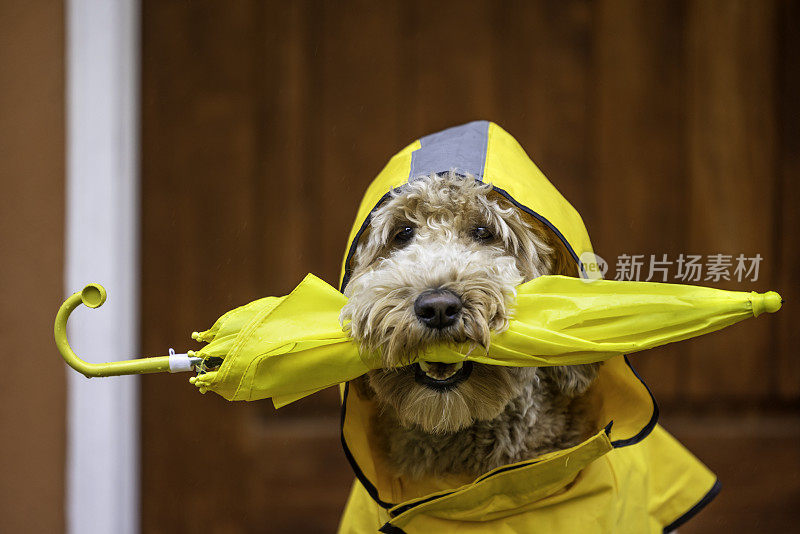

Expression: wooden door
xmin=141 ymin=1 xmax=800 ymax=532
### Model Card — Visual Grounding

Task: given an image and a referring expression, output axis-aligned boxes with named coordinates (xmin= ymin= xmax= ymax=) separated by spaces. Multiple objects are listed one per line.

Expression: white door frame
xmin=65 ymin=1 xmax=140 ymax=532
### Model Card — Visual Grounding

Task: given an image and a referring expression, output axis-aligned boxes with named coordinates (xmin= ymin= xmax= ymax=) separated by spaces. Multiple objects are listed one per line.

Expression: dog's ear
xmin=347 ymin=207 xmax=405 ymax=280
xmin=511 ymin=216 xmax=580 ymax=278
xmin=546 ymin=232 xmax=580 ymax=277
xmin=346 ymin=223 xmax=378 ymax=283
xmin=527 ymin=219 xmax=580 ymax=277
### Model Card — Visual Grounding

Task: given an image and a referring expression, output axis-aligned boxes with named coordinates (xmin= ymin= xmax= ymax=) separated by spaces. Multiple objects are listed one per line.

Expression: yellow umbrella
xmin=189 ymin=273 xmax=781 ymax=406
xmin=55 ymin=273 xmax=781 ymax=407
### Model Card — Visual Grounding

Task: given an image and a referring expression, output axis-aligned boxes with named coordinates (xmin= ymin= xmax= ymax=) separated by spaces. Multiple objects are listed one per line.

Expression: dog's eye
xmin=393 ymin=225 xmax=415 ymax=244
xmin=471 ymin=226 xmax=494 ymax=241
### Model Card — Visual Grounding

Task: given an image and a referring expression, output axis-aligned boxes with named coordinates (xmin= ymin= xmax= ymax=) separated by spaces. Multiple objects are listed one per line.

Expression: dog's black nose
xmin=414 ymin=290 xmax=462 ymax=329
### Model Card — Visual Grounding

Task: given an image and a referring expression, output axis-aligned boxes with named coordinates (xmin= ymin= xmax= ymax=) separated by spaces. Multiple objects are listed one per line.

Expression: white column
xmin=65 ymin=1 xmax=140 ymax=533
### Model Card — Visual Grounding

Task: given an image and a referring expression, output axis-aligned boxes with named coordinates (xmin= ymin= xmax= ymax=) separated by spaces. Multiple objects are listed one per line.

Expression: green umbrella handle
xmin=54 ymin=283 xmax=200 ymax=378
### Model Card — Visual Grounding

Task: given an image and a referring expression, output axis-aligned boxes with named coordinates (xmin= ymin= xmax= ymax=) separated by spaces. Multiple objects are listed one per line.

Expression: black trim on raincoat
xmin=378 ymin=524 xmax=407 ymax=534
xmin=663 ymin=479 xmax=721 ymax=533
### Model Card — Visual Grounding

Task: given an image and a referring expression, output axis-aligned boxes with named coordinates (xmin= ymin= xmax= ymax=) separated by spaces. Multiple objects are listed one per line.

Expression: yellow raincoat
xmin=334 ymin=121 xmax=720 ymax=533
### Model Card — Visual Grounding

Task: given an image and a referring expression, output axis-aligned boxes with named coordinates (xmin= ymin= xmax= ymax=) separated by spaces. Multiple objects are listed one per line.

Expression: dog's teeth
xmin=419 ymin=360 xmax=464 ymax=380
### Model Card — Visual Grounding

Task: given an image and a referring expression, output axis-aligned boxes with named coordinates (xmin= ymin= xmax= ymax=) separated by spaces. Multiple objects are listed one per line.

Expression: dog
xmin=336 ymin=122 xmax=718 ymax=532
xmin=340 ymin=171 xmax=600 ymax=481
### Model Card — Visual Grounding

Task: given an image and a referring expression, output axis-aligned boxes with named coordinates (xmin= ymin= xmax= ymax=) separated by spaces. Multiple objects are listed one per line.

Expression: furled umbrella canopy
xmin=188 ymin=272 xmax=781 ymax=408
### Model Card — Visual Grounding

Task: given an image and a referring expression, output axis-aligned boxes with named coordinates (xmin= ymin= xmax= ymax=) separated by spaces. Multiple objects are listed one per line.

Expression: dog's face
xmin=341 ymin=172 xmax=581 ymax=433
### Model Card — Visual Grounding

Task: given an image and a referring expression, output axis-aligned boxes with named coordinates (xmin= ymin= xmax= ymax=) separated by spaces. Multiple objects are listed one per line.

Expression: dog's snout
xmin=414 ymin=290 xmax=462 ymax=329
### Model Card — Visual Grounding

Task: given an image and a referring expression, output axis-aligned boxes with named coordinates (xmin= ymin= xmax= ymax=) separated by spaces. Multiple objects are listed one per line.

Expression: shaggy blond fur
xmin=341 ymin=172 xmax=599 ymax=479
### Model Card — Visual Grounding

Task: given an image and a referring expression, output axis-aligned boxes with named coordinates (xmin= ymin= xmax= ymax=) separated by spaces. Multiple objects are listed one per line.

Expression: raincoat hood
xmin=336 ymin=121 xmax=719 ymax=533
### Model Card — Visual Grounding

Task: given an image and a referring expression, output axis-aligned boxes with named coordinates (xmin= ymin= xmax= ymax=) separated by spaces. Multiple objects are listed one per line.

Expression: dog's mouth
xmin=413 ymin=360 xmax=473 ymax=390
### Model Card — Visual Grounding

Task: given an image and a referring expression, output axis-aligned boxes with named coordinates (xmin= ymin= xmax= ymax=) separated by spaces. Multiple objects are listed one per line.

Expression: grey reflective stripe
xmin=409 ymin=120 xmax=490 ymax=181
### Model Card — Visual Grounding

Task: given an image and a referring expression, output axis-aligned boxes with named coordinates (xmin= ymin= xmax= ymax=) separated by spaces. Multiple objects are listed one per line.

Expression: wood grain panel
xmin=253 ymin=0 xmax=317 ymax=295
xmin=662 ymin=413 xmax=800 ymax=533
xmin=142 ymin=2 xmax=353 ymax=532
xmin=492 ymin=0 xmax=594 ymax=223
xmin=776 ymin=0 xmax=800 ymax=399
xmin=141 ymin=2 xmax=275 ymax=532
xmin=685 ymin=0 xmax=777 ymax=402
xmin=0 ymin=1 xmax=65 ymax=532
xmin=592 ymin=0 xmax=689 ymax=400
xmin=251 ymin=1 xmax=345 ymax=419
xmin=404 ymin=0 xmax=498 ymax=135
xmin=316 ymin=0 xmax=406 ymax=285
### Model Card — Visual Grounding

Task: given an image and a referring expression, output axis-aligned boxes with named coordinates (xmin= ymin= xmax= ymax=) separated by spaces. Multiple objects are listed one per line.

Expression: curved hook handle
xmin=54 ymin=283 xmax=197 ymax=377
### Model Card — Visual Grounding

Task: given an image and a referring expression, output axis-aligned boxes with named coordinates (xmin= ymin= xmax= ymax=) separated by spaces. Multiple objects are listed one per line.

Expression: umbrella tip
xmin=764 ymin=291 xmax=782 ymax=314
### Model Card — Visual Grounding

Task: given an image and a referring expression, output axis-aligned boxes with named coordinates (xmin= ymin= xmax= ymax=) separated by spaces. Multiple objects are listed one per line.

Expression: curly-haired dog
xmin=340 ymin=171 xmax=599 ymax=480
